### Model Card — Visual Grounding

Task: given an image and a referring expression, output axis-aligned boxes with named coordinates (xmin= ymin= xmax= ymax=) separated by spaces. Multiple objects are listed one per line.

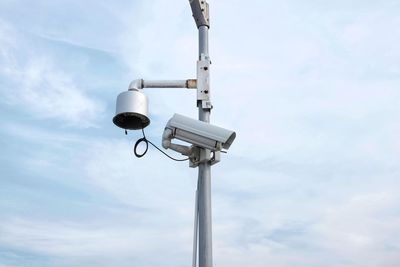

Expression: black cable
xmin=133 ymin=137 xmax=148 ymax=158
xmin=133 ymin=128 xmax=189 ymax=161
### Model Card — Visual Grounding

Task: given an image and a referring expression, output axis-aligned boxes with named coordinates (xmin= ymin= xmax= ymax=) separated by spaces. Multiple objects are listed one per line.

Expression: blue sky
xmin=0 ymin=0 xmax=400 ymax=266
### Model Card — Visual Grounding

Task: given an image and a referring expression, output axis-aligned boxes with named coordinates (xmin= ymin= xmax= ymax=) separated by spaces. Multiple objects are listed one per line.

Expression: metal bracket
xmin=201 ymin=101 xmax=212 ymax=109
xmin=189 ymin=147 xmax=221 ymax=168
xmin=197 ymin=60 xmax=210 ymax=102
xmin=210 ymin=151 xmax=221 ymax=166
xmin=129 ymin=79 xmax=144 ymax=90
xmin=163 ymin=128 xmax=220 ymax=168
xmin=189 ymin=0 xmax=210 ymax=28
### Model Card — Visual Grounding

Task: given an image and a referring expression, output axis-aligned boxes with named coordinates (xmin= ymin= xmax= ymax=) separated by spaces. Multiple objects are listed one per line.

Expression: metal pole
xmin=192 ymin=183 xmax=199 ymax=267
xmin=199 ymin=26 xmax=209 ymax=61
xmin=197 ymin=25 xmax=213 ymax=267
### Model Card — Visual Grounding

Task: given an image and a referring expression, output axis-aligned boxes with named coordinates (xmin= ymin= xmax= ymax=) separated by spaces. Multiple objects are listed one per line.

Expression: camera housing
xmin=163 ymin=113 xmax=236 ymax=151
xmin=113 ymin=89 xmax=150 ymax=130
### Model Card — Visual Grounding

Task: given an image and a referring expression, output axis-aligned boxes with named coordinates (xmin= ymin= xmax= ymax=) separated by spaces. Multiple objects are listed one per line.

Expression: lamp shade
xmin=113 ymin=90 xmax=150 ymax=130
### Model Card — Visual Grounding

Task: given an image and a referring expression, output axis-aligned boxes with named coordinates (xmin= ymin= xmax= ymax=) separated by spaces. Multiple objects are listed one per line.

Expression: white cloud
xmin=0 ymin=217 xmax=193 ymax=267
xmin=0 ymin=21 xmax=105 ymax=128
xmin=210 ymin=192 xmax=400 ymax=267
xmin=310 ymin=192 xmax=400 ymax=267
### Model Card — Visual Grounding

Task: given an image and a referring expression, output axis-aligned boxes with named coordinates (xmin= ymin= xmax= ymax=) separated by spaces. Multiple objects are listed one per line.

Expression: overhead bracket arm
xmin=129 ymin=79 xmax=197 ymax=90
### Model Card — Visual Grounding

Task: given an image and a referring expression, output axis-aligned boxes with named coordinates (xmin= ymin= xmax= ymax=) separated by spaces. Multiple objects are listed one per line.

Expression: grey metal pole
xmin=192 ymin=182 xmax=199 ymax=267
xmin=189 ymin=1 xmax=212 ymax=266
xmin=199 ymin=26 xmax=209 ymax=61
xmin=197 ymin=24 xmax=213 ymax=267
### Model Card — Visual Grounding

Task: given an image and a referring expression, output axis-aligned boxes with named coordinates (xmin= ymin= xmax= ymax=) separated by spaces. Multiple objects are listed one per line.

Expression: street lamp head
xmin=113 ymin=89 xmax=150 ymax=130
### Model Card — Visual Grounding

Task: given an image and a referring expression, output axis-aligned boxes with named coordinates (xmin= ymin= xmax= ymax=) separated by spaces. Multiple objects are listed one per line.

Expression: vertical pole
xmin=192 ymin=182 xmax=199 ymax=267
xmin=197 ymin=25 xmax=212 ymax=267
xmin=199 ymin=26 xmax=209 ymax=62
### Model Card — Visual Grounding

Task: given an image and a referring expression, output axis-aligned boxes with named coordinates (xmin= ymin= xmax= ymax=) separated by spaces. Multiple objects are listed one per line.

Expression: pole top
xmin=189 ymin=0 xmax=210 ymax=28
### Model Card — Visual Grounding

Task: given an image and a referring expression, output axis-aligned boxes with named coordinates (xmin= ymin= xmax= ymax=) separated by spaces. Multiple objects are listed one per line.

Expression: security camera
xmin=163 ymin=113 xmax=236 ymax=151
xmin=113 ymin=89 xmax=150 ymax=130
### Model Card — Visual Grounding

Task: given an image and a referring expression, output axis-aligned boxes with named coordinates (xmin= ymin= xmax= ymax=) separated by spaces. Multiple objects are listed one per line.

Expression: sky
xmin=0 ymin=0 xmax=399 ymax=266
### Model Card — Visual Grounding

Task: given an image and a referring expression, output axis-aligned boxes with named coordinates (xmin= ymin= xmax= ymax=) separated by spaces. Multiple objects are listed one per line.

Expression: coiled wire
xmin=133 ymin=128 xmax=189 ymax=162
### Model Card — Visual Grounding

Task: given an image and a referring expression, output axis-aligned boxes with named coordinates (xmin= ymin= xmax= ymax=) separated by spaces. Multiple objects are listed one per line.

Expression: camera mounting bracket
xmin=189 ymin=147 xmax=220 ymax=168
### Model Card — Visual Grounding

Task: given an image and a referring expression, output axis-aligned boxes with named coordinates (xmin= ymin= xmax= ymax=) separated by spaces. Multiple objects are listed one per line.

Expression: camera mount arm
xmin=162 ymin=128 xmax=194 ymax=156
xmin=129 ymin=79 xmax=197 ymax=90
xmin=162 ymin=126 xmax=222 ymax=168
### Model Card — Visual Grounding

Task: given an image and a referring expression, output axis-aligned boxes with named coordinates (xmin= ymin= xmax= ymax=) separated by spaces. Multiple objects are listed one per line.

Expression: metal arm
xmin=162 ymin=128 xmax=193 ymax=156
xmin=129 ymin=79 xmax=197 ymax=90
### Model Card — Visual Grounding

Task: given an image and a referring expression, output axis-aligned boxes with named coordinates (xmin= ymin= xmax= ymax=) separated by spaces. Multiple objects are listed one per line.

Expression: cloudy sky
xmin=0 ymin=0 xmax=399 ymax=266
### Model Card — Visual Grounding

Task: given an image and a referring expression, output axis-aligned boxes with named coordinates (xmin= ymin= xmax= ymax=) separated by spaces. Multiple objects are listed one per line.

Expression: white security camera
xmin=163 ymin=113 xmax=236 ymax=151
xmin=113 ymin=89 xmax=150 ymax=130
